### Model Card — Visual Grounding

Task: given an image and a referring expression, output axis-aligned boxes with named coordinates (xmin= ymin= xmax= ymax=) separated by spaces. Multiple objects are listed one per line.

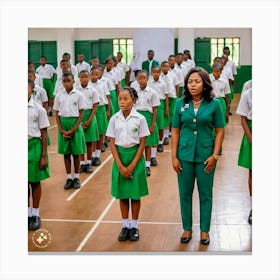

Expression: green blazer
xmin=142 ymin=59 xmax=159 ymax=75
xmin=172 ymin=97 xmax=224 ymax=163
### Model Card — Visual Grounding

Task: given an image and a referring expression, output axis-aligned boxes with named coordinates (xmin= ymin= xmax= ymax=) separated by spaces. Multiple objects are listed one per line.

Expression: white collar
xmin=28 ymin=97 xmax=34 ymax=107
xmin=115 ymin=106 xmax=138 ymax=120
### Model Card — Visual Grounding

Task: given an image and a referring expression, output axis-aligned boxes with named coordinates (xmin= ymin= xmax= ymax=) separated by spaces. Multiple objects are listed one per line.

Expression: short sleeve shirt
xmin=28 ymin=98 xmax=50 ymax=139
xmin=75 ymin=84 xmax=100 ymax=110
xmin=236 ymin=88 xmax=252 ymax=120
xmin=53 ymin=88 xmax=85 ymax=117
xmin=89 ymin=80 xmax=110 ymax=105
xmin=106 ymin=107 xmax=150 ymax=147
xmin=36 ymin=64 xmax=56 ymax=79
xmin=33 ymin=85 xmax=48 ymax=106
xmin=148 ymin=78 xmax=168 ymax=100
xmin=210 ymin=74 xmax=231 ymax=98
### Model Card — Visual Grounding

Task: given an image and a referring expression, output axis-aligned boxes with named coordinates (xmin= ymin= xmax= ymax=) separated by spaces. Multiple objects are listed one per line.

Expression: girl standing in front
xmin=171 ymin=67 xmax=225 ymax=245
xmin=106 ymin=87 xmax=150 ymax=241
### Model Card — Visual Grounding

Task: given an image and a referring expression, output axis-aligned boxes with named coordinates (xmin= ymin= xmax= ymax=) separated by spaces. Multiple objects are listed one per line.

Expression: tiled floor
xmin=28 ymin=94 xmax=252 ymax=253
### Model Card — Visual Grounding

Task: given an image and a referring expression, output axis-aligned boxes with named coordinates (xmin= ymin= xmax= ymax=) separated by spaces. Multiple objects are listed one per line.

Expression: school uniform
xmin=75 ymin=83 xmax=100 ymax=142
xmin=182 ymin=59 xmax=195 ymax=69
xmin=35 ymin=73 xmax=43 ymax=88
xmin=36 ymin=64 xmax=56 ymax=99
xmin=53 ymin=88 xmax=86 ymax=155
xmin=134 ymin=85 xmax=160 ymax=146
xmin=226 ymin=60 xmax=237 ymax=76
xmin=130 ymin=80 xmax=140 ymax=91
xmin=148 ymin=77 xmax=168 ymax=130
xmin=241 ymin=79 xmax=252 ymax=94
xmin=141 ymin=59 xmax=159 ymax=76
xmin=76 ymin=61 xmax=91 ymax=74
xmin=236 ymin=88 xmax=252 ymax=169
xmin=33 ymin=85 xmax=48 ymax=107
xmin=209 ymin=73 xmax=231 ymax=125
xmin=106 ymin=107 xmax=150 ymax=199
xmin=175 ymin=63 xmax=190 ymax=97
xmin=28 ymin=98 xmax=50 ymax=183
xmin=221 ymin=65 xmax=234 ymax=101
xmin=117 ymin=61 xmax=130 ymax=87
xmin=172 ymin=97 xmax=224 ymax=232
xmin=89 ymin=80 xmax=110 ymax=135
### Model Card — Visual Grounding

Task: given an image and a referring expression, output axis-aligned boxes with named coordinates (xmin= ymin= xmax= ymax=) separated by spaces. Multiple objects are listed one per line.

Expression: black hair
xmin=136 ymin=70 xmax=148 ymax=78
xmin=28 ymin=61 xmax=34 ymax=65
xmin=90 ymin=67 xmax=100 ymax=72
xmin=111 ymin=56 xmax=117 ymax=63
xmin=212 ymin=63 xmax=223 ymax=71
xmin=161 ymin=61 xmax=169 ymax=66
xmin=117 ymin=52 xmax=123 ymax=57
xmin=148 ymin=50 xmax=154 ymax=53
xmin=63 ymin=52 xmax=70 ymax=57
xmin=91 ymin=56 xmax=99 ymax=60
xmin=60 ymin=59 xmax=69 ymax=64
xmin=168 ymin=55 xmax=175 ymax=59
xmin=121 ymin=86 xmax=138 ymax=101
xmin=223 ymin=46 xmax=230 ymax=51
xmin=28 ymin=79 xmax=35 ymax=88
xmin=213 ymin=57 xmax=222 ymax=62
xmin=105 ymin=57 xmax=114 ymax=64
xmin=79 ymin=70 xmax=89 ymax=75
xmin=183 ymin=49 xmax=192 ymax=59
xmin=176 ymin=53 xmax=183 ymax=56
xmin=62 ymin=73 xmax=74 ymax=80
xmin=40 ymin=56 xmax=47 ymax=60
xmin=97 ymin=65 xmax=105 ymax=71
xmin=28 ymin=70 xmax=35 ymax=74
xmin=151 ymin=65 xmax=160 ymax=71
xmin=183 ymin=67 xmax=214 ymax=103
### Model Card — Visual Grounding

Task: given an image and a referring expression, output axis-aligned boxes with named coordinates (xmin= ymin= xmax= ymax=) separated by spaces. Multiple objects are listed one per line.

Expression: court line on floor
xmin=66 ymin=154 xmax=113 ymax=201
xmin=75 ymin=197 xmax=116 ymax=252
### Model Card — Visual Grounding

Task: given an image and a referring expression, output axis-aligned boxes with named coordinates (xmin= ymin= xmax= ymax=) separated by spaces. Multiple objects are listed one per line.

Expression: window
xmin=210 ymin=37 xmax=240 ymax=66
xmin=113 ymin=39 xmax=133 ymax=64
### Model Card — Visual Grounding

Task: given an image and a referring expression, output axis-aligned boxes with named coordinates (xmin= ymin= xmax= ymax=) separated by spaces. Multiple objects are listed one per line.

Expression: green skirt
xmin=111 ymin=145 xmax=149 ymax=200
xmin=168 ymin=97 xmax=177 ymax=125
xmin=179 ymin=86 xmax=184 ymax=98
xmin=109 ymin=90 xmax=119 ymax=116
xmin=28 ymin=138 xmax=50 ymax=183
xmin=156 ymin=100 xmax=165 ymax=130
xmin=58 ymin=117 xmax=86 ymax=155
xmin=228 ymin=84 xmax=234 ymax=101
xmin=42 ymin=78 xmax=54 ymax=99
xmin=121 ymin=79 xmax=126 ymax=88
xmin=216 ymin=97 xmax=227 ymax=126
xmin=82 ymin=109 xmax=99 ymax=142
xmin=238 ymin=120 xmax=252 ymax=169
xmin=137 ymin=110 xmax=159 ymax=146
xmin=96 ymin=105 xmax=108 ymax=135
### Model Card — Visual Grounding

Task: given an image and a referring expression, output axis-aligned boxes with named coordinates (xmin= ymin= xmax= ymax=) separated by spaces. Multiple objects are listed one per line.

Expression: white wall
xmin=194 ymin=28 xmax=252 ymax=65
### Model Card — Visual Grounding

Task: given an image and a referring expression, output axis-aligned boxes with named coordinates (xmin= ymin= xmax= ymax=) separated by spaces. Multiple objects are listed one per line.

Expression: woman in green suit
xmin=171 ymin=67 xmax=225 ymax=245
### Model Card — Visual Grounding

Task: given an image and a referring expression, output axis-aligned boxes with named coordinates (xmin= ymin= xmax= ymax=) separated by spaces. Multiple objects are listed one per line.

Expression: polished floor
xmin=28 ymin=94 xmax=252 ymax=253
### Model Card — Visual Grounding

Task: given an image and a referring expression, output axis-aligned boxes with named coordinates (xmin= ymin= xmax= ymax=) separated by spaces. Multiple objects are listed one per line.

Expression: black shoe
xmin=180 ymin=231 xmax=192 ymax=243
xmin=229 ymin=112 xmax=232 ymax=115
xmin=146 ymin=166 xmax=151 ymax=177
xmin=163 ymin=137 xmax=169 ymax=145
xmin=93 ymin=157 xmax=101 ymax=166
xmin=118 ymin=227 xmax=130 ymax=241
xmin=130 ymin=228 xmax=139 ymax=241
xmin=157 ymin=144 xmax=164 ymax=153
xmin=248 ymin=209 xmax=252 ymax=225
xmin=48 ymin=111 xmax=53 ymax=117
xmin=28 ymin=217 xmax=32 ymax=229
xmin=85 ymin=164 xmax=93 ymax=173
xmin=200 ymin=232 xmax=210 ymax=245
xmin=64 ymin=179 xmax=73 ymax=190
xmin=101 ymin=143 xmax=106 ymax=152
xmin=91 ymin=157 xmax=95 ymax=166
xmin=29 ymin=216 xmax=41 ymax=230
xmin=80 ymin=164 xmax=86 ymax=173
xmin=73 ymin=178 xmax=81 ymax=189
xmin=150 ymin=157 xmax=158 ymax=166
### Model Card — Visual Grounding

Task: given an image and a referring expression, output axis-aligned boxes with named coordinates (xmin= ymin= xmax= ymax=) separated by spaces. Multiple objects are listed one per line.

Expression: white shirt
xmin=221 ymin=65 xmax=234 ymax=81
xmin=33 ymin=85 xmax=48 ymax=106
xmin=53 ymin=74 xmax=79 ymax=96
xmin=36 ymin=64 xmax=56 ymax=79
xmin=236 ymin=88 xmax=252 ymax=120
xmin=76 ymin=61 xmax=91 ymax=74
xmin=226 ymin=60 xmax=237 ymax=76
xmin=99 ymin=76 xmax=115 ymax=92
xmin=148 ymin=77 xmax=168 ymax=100
xmin=182 ymin=59 xmax=195 ymax=69
xmin=170 ymin=66 xmax=184 ymax=89
xmin=89 ymin=80 xmax=110 ymax=106
xmin=75 ymin=84 xmax=100 ymax=110
xmin=35 ymin=73 xmax=43 ymax=88
xmin=53 ymin=88 xmax=84 ymax=117
xmin=28 ymin=98 xmax=50 ymax=139
xmin=161 ymin=72 xmax=177 ymax=98
xmin=117 ymin=61 xmax=130 ymax=80
xmin=106 ymin=107 xmax=150 ymax=148
xmin=56 ymin=65 xmax=78 ymax=80
xmin=135 ymin=85 xmax=160 ymax=113
xmin=209 ymin=74 xmax=231 ymax=98
xmin=241 ymin=80 xmax=252 ymax=94
xmin=103 ymin=68 xmax=119 ymax=86
xmin=175 ymin=63 xmax=190 ymax=86
xmin=130 ymin=80 xmax=140 ymax=91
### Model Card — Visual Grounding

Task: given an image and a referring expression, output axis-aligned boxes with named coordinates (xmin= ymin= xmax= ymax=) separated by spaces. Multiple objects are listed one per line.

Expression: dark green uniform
xmin=172 ymin=97 xmax=224 ymax=232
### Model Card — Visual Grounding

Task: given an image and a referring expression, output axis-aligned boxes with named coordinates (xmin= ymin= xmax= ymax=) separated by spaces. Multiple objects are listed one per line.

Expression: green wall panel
xmin=235 ymin=65 xmax=252 ymax=93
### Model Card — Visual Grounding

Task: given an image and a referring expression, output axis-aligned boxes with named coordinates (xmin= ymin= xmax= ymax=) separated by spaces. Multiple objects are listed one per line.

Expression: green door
xmin=74 ymin=40 xmax=91 ymax=64
xmin=194 ymin=38 xmax=211 ymax=73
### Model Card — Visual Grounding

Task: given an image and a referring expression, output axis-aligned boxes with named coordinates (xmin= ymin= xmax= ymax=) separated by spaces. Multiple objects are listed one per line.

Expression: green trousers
xmin=177 ymin=160 xmax=215 ymax=232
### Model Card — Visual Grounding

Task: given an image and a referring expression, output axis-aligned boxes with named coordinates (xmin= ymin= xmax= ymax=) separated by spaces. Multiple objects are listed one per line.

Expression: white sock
xmin=159 ymin=140 xmax=163 ymax=145
xmin=67 ymin=174 xmax=72 ymax=179
xmin=122 ymin=219 xmax=130 ymax=228
xmin=31 ymin=208 xmax=39 ymax=217
xmin=145 ymin=161 xmax=151 ymax=167
xmin=74 ymin=173 xmax=79 ymax=179
xmin=151 ymin=147 xmax=157 ymax=158
xmin=130 ymin=219 xmax=138 ymax=229
xmin=86 ymin=160 xmax=91 ymax=165
xmin=47 ymin=107 xmax=51 ymax=113
xmin=28 ymin=207 xmax=32 ymax=217
xmin=95 ymin=149 xmax=101 ymax=158
xmin=80 ymin=161 xmax=85 ymax=165
xmin=164 ymin=130 xmax=169 ymax=138
xmin=92 ymin=151 xmax=96 ymax=158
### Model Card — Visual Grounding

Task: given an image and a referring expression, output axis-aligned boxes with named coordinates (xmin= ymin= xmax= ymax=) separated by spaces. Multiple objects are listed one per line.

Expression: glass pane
xmin=225 ymin=38 xmax=233 ymax=44
xmin=218 ymin=38 xmax=224 ymax=44
xmin=113 ymin=39 xmax=119 ymax=45
xmin=211 ymin=44 xmax=217 ymax=63
xmin=232 ymin=43 xmax=239 ymax=66
xmin=120 ymin=45 xmax=126 ymax=55
xmin=127 ymin=39 xmax=133 ymax=45
xmin=127 ymin=44 xmax=134 ymax=64
xmin=211 ymin=38 xmax=217 ymax=44
xmin=218 ymin=44 xmax=224 ymax=57
xmin=233 ymin=38 xmax=240 ymax=44
xmin=113 ymin=45 xmax=119 ymax=55
xmin=120 ymin=39 xmax=126 ymax=45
